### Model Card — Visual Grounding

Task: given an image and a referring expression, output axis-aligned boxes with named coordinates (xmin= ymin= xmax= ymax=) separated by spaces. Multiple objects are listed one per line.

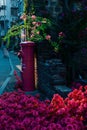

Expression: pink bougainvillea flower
xmin=66 ymin=124 xmax=75 ymax=130
xmin=51 ymin=94 xmax=65 ymax=109
xmin=45 ymin=99 xmax=50 ymax=104
xmin=35 ymin=94 xmax=40 ymax=99
xmin=40 ymin=127 xmax=47 ymax=130
xmin=0 ymin=84 xmax=86 ymax=129
xmin=84 ymin=85 xmax=87 ymax=90
xmin=56 ymin=124 xmax=62 ymax=130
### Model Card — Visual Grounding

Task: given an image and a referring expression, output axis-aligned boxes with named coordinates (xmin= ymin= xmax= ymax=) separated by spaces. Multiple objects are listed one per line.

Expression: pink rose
xmin=32 ymin=22 xmax=36 ymax=25
xmin=20 ymin=14 xmax=27 ymax=20
xmin=59 ymin=32 xmax=65 ymax=37
xmin=45 ymin=35 xmax=51 ymax=40
xmin=31 ymin=15 xmax=36 ymax=20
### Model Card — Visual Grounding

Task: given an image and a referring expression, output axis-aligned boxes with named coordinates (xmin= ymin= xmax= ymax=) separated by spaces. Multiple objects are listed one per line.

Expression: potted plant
xmin=3 ymin=0 xmax=51 ymax=47
xmin=3 ymin=0 xmax=53 ymax=92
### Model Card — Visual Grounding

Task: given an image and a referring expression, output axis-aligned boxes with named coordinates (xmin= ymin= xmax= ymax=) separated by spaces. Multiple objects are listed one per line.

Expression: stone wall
xmin=35 ymin=41 xmax=68 ymax=99
xmin=45 ymin=0 xmax=63 ymax=20
xmin=37 ymin=59 xmax=67 ymax=99
xmin=73 ymin=46 xmax=87 ymax=81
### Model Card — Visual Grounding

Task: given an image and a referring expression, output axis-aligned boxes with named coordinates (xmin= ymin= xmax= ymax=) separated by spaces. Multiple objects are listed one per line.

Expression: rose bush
xmin=0 ymin=85 xmax=87 ymax=129
xmin=3 ymin=0 xmax=52 ymax=48
xmin=3 ymin=13 xmax=51 ymax=46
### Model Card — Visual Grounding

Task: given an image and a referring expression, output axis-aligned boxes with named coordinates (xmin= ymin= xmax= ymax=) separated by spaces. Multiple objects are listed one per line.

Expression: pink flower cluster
xmin=71 ymin=82 xmax=82 ymax=90
xmin=0 ymin=86 xmax=87 ymax=129
xmin=20 ymin=14 xmax=51 ymax=42
xmin=65 ymin=85 xmax=87 ymax=123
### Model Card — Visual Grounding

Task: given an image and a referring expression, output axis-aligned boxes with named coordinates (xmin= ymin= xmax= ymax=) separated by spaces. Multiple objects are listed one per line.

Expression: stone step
xmin=52 ymin=79 xmax=66 ymax=85
xmin=54 ymin=85 xmax=71 ymax=93
xmin=52 ymin=74 xmax=65 ymax=79
xmin=53 ymin=85 xmax=72 ymax=98
xmin=39 ymin=85 xmax=55 ymax=100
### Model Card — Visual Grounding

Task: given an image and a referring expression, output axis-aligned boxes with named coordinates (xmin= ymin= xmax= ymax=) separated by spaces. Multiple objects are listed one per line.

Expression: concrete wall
xmin=0 ymin=0 xmax=19 ymax=36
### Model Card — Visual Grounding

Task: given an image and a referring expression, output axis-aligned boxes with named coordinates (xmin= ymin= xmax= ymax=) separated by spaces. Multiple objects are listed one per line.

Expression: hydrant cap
xmin=20 ymin=41 xmax=35 ymax=46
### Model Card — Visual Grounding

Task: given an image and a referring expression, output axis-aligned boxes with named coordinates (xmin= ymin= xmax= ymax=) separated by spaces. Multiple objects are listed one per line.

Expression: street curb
xmin=0 ymin=50 xmax=14 ymax=94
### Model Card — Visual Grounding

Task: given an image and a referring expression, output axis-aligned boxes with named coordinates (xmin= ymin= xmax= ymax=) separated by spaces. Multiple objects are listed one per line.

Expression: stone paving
xmin=0 ymin=48 xmax=21 ymax=94
xmin=2 ymin=51 xmax=21 ymax=92
xmin=0 ymin=49 xmax=10 ymax=87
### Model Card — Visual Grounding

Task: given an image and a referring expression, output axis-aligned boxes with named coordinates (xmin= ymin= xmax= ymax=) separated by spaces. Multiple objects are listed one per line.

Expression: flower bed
xmin=0 ymin=86 xmax=87 ymax=130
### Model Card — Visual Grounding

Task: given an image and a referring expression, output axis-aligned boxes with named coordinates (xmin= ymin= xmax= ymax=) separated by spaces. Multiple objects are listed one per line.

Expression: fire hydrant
xmin=20 ymin=41 xmax=35 ymax=91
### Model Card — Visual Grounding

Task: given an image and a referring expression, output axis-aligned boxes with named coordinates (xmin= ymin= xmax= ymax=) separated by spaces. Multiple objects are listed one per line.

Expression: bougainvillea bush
xmin=0 ymin=86 xmax=87 ymax=130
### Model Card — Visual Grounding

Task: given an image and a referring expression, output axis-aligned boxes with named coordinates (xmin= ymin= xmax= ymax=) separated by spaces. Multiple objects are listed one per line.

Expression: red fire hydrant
xmin=20 ymin=41 xmax=35 ymax=91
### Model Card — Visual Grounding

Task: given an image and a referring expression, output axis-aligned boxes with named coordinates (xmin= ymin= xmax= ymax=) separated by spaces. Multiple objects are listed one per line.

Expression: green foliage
xmin=3 ymin=0 xmax=51 ymax=47
xmin=3 ymin=24 xmax=24 ymax=47
xmin=51 ymin=41 xmax=59 ymax=52
xmin=4 ymin=15 xmax=51 ymax=43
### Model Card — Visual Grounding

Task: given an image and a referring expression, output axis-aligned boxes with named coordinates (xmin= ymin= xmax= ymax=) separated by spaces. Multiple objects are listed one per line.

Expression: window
xmin=11 ymin=8 xmax=18 ymax=16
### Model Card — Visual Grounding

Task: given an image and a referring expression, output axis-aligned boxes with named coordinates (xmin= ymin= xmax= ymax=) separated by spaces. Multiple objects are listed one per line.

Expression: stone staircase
xmin=37 ymin=58 xmax=71 ymax=99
